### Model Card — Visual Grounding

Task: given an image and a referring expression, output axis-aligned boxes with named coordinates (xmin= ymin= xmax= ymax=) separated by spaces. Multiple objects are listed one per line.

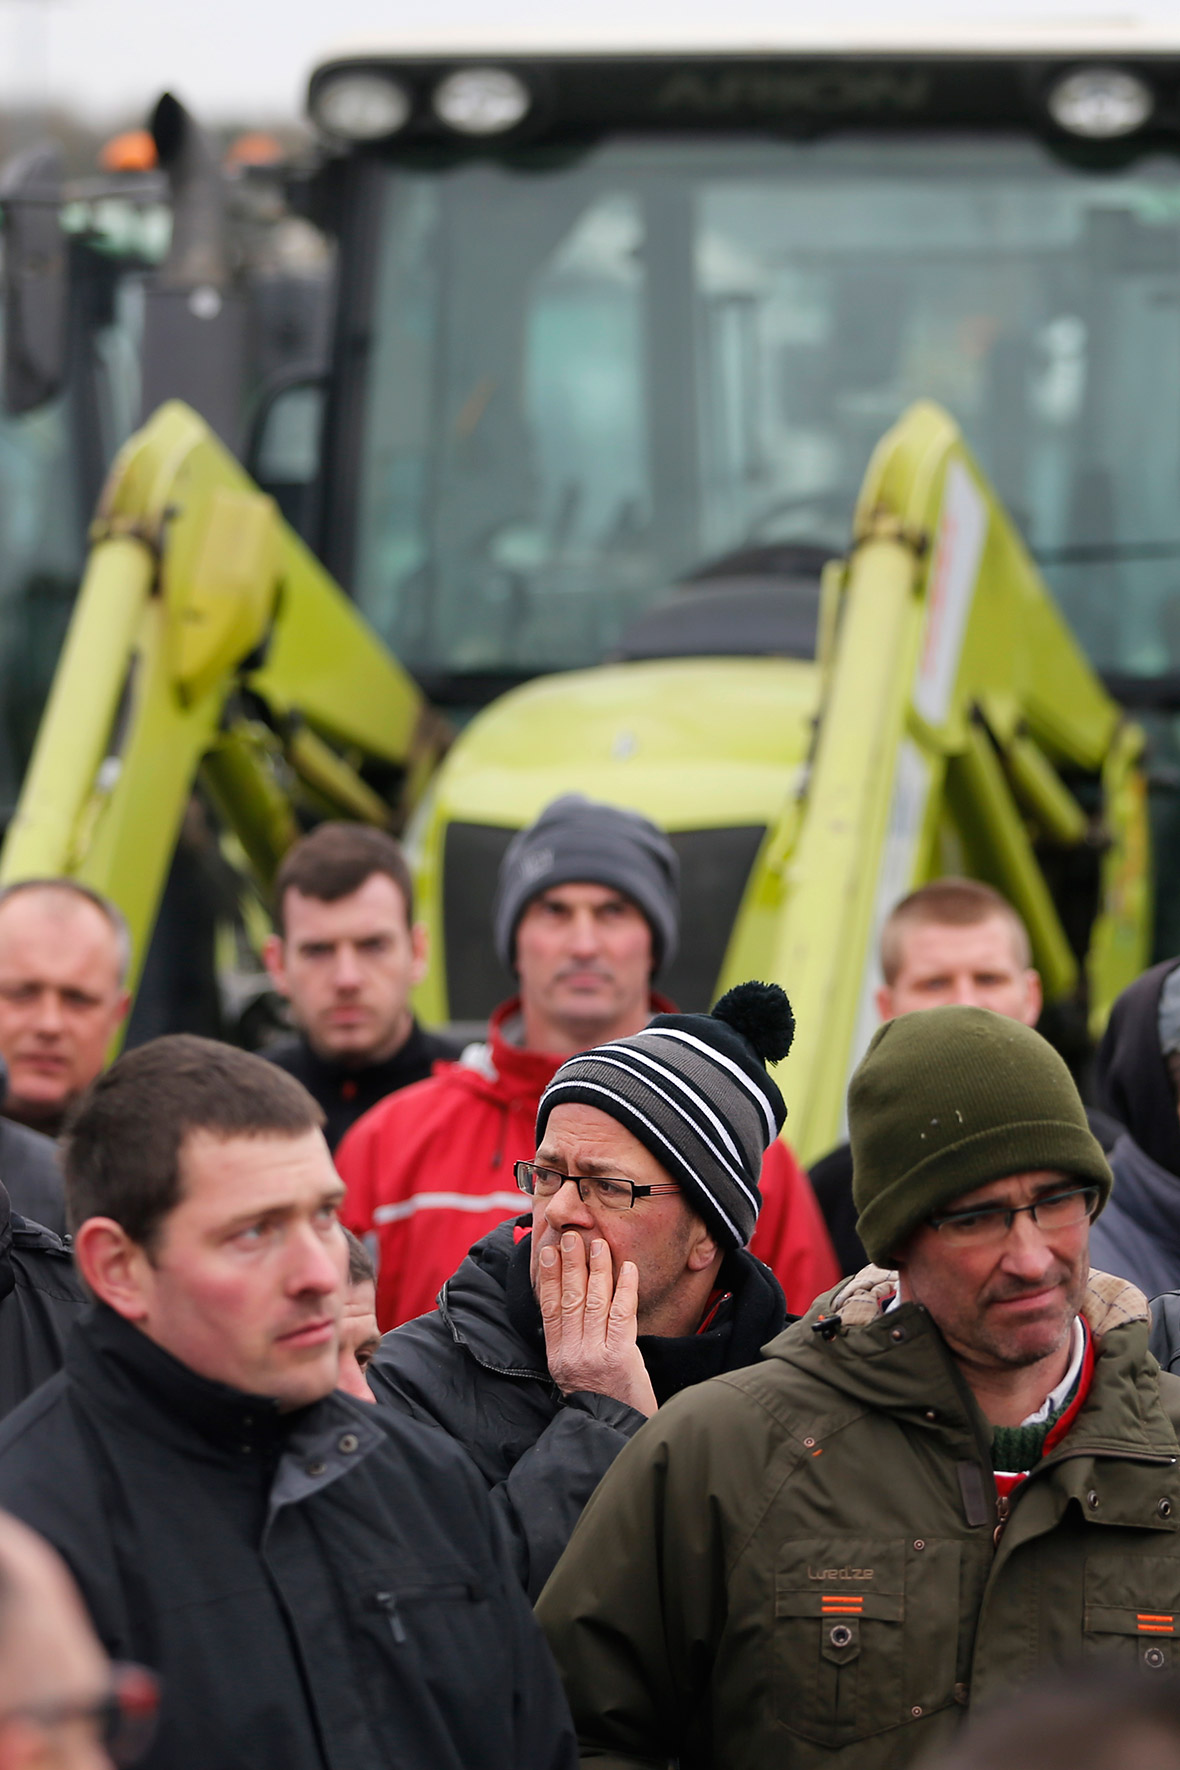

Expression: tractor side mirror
xmin=0 ymin=143 xmax=67 ymax=415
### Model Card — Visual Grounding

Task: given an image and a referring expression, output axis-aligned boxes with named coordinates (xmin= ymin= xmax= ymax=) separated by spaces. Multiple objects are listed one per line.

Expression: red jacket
xmin=336 ymin=999 xmax=840 ymax=1330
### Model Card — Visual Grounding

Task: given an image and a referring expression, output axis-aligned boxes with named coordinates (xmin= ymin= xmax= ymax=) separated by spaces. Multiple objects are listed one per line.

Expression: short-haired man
xmin=0 ymin=1035 xmax=576 ymax=1770
xmin=0 ymin=880 xmax=132 ymax=1233
xmin=339 ymin=794 xmax=837 ymax=1328
xmin=0 ymin=1510 xmax=157 ymax=1770
xmin=369 ymin=982 xmax=793 ymax=1594
xmin=263 ymin=824 xmax=461 ymax=1150
xmin=811 ymin=876 xmax=1044 ymax=1273
xmin=539 ymin=1006 xmax=1180 ymax=1770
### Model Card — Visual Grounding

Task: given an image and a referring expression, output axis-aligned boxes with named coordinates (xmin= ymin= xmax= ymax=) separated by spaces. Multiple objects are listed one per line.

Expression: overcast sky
xmin=1 ymin=0 xmax=1178 ymax=126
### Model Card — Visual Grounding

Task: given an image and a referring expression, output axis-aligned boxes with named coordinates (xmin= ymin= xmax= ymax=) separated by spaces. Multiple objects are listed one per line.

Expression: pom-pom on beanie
xmin=492 ymin=794 xmax=679 ymax=976
xmin=851 ymin=1005 xmax=1113 ymax=1265
xmin=534 ymin=981 xmax=794 ymax=1250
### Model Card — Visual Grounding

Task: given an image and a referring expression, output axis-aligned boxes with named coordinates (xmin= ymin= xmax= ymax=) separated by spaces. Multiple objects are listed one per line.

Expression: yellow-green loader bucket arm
xmin=749 ymin=400 xmax=1149 ymax=1159
xmin=411 ymin=400 xmax=1149 ymax=1165
xmin=0 ymin=401 xmax=447 ymax=996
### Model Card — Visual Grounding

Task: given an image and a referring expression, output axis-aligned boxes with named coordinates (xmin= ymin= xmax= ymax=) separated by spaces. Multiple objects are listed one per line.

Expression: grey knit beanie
xmin=493 ymin=794 xmax=679 ymax=975
xmin=534 ymin=981 xmax=794 ymax=1249
xmin=852 ymin=1005 xmax=1112 ymax=1264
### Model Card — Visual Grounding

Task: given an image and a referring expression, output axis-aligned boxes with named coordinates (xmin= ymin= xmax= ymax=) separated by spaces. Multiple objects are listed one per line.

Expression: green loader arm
xmin=0 ymin=401 xmax=447 ymax=995
xmin=729 ymin=400 xmax=1150 ymax=1160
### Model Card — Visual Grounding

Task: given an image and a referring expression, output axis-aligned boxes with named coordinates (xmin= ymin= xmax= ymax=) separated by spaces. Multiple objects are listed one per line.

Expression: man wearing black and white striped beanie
xmin=535 ymin=981 xmax=794 ymax=1252
xmin=367 ymin=981 xmax=800 ymax=1598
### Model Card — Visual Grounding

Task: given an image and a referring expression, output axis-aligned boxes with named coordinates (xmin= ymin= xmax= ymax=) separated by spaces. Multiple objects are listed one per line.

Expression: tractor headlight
xmin=311 ymin=72 xmax=412 ymax=143
xmin=1047 ymin=67 xmax=1154 ymax=139
xmin=432 ymin=67 xmax=531 ymax=135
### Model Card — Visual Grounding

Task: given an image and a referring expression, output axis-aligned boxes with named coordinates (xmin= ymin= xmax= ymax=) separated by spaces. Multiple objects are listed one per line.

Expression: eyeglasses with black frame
xmin=0 ymin=1662 xmax=160 ymax=1766
xmin=514 ymin=1160 xmax=681 ymax=1212
xmin=927 ymin=1185 xmax=1101 ymax=1248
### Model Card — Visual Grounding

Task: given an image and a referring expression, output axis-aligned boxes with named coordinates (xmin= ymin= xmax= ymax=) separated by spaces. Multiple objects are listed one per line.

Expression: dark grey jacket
xmin=1093 ymin=1131 xmax=1180 ymax=1299
xmin=0 ymin=1201 xmax=84 ymax=1418
xmin=368 ymin=1218 xmax=787 ymax=1596
xmin=0 ymin=1118 xmax=65 ymax=1236
xmin=0 ymin=1303 xmax=577 ymax=1770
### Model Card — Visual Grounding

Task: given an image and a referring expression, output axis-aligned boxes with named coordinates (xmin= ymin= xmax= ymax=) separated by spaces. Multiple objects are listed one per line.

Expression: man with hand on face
xmin=263 ymin=824 xmax=460 ymax=1151
xmin=0 ymin=880 xmax=133 ymax=1235
xmin=368 ymin=981 xmax=792 ymax=1595
xmin=810 ymin=877 xmax=1046 ymax=1275
xmin=339 ymin=795 xmax=836 ymax=1329
xmin=539 ymin=1006 xmax=1180 ymax=1770
xmin=0 ymin=1036 xmax=576 ymax=1770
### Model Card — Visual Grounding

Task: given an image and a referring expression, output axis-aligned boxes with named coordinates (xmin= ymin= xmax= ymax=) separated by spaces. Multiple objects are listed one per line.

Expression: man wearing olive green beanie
xmin=851 ymin=1004 xmax=1113 ymax=1267
xmin=538 ymin=1004 xmax=1180 ymax=1770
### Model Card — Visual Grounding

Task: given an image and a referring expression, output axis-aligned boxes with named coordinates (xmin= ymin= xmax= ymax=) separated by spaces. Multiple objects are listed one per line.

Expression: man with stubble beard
xmin=539 ymin=1006 xmax=1180 ymax=1770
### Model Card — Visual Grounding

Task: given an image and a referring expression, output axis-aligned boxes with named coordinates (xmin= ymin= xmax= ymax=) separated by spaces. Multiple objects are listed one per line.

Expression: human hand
xmin=538 ymin=1232 xmax=657 ymax=1418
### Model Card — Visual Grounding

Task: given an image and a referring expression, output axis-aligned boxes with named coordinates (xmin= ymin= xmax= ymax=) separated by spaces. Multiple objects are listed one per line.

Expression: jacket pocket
xmin=773 ymin=1537 xmax=961 ymax=1745
xmin=1084 ymin=1557 xmax=1180 ymax=1674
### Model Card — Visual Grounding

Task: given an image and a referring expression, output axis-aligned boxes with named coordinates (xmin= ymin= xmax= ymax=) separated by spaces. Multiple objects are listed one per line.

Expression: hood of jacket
xmin=761 ymin=1263 xmax=1172 ymax=1460
xmin=1088 ymin=1130 xmax=1180 ymax=1298
xmin=437 ymin=1217 xmax=787 ymax=1403
xmin=1094 ymin=957 xmax=1180 ymax=1177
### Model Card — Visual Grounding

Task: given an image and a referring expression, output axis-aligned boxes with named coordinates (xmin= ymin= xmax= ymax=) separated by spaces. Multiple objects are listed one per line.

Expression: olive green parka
xmin=537 ymin=1267 xmax=1180 ymax=1770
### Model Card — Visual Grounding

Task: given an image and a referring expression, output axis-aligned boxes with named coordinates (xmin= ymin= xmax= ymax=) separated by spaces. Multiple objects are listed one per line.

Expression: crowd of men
xmin=0 ymin=803 xmax=1178 ymax=1766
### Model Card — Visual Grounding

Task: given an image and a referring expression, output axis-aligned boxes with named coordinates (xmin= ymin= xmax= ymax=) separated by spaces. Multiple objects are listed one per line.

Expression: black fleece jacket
xmin=367 ymin=1217 xmax=787 ymax=1596
xmin=264 ymin=1021 xmax=463 ymax=1151
xmin=0 ymin=1304 xmax=576 ymax=1770
xmin=0 ymin=1195 xmax=84 ymax=1419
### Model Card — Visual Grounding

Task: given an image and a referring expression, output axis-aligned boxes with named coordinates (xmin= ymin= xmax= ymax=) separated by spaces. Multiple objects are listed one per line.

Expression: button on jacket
xmin=538 ymin=1267 xmax=1180 ymax=1770
xmin=0 ymin=1304 xmax=577 ymax=1770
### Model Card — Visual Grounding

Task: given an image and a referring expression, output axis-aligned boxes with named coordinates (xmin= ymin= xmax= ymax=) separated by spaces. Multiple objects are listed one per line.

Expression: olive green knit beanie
xmin=851 ymin=1005 xmax=1112 ymax=1265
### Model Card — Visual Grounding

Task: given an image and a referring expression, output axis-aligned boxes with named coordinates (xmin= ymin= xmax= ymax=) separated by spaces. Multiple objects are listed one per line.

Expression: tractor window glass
xmin=353 ymin=136 xmax=1180 ymax=686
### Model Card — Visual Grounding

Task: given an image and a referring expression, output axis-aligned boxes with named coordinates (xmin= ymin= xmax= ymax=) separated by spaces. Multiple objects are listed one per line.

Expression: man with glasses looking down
xmin=538 ymin=1005 xmax=1180 ymax=1770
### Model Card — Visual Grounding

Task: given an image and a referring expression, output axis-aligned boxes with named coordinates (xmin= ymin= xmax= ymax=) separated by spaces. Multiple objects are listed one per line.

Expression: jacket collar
xmin=826 ymin=1262 xmax=1149 ymax=1342
xmin=771 ymin=1265 xmax=1175 ymax=1467
xmin=282 ymin=1019 xmax=435 ymax=1092
xmin=69 ymin=1303 xmax=320 ymax=1463
xmin=456 ymin=993 xmax=679 ymax=1106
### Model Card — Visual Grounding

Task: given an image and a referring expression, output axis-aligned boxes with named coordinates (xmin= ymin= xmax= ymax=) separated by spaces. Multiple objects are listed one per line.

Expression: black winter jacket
xmin=368 ymin=1218 xmax=787 ymax=1596
xmin=0 ymin=1304 xmax=576 ymax=1770
xmin=0 ymin=1197 xmax=84 ymax=1418
xmin=264 ymin=1021 xmax=463 ymax=1151
xmin=0 ymin=1118 xmax=65 ymax=1235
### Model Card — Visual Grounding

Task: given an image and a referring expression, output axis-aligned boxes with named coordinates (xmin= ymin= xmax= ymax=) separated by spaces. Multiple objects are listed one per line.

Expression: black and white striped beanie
xmin=534 ymin=982 xmax=795 ymax=1250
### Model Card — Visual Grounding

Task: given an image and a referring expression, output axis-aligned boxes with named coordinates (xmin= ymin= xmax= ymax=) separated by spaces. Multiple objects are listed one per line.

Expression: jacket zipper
xmin=373 ymin=1580 xmax=481 ymax=1646
xmin=374 ymin=1591 xmax=406 ymax=1644
xmin=993 ymin=1492 xmax=1010 ymax=1546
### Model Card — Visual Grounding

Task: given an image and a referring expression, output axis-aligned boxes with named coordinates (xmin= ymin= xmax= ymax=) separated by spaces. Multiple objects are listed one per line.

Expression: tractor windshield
xmin=351 ymin=133 xmax=1180 ymax=686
